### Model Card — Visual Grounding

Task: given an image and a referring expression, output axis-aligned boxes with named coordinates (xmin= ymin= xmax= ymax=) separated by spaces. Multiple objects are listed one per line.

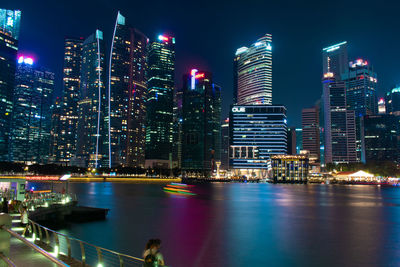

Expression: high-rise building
xmin=302 ymin=107 xmax=320 ymax=161
xmin=145 ymin=34 xmax=175 ymax=168
xmin=235 ymin=34 xmax=272 ymax=105
xmin=385 ymin=87 xmax=400 ymax=115
xmin=181 ymin=70 xmax=221 ymax=173
xmin=361 ymin=114 xmax=398 ymax=163
xmin=109 ymin=12 xmax=148 ymax=168
xmin=378 ymin=98 xmax=386 ymax=114
xmin=221 ymin=118 xmax=230 ymax=170
xmin=322 ymin=42 xmax=357 ymax=164
xmin=342 ymin=58 xmax=378 ymax=161
xmin=51 ymin=37 xmax=83 ymax=164
xmin=0 ymin=9 xmax=21 ymax=161
xmin=10 ymin=56 xmax=54 ymax=163
xmin=229 ymin=105 xmax=287 ymax=177
xmin=295 ymin=128 xmax=303 ymax=154
xmin=287 ymin=127 xmax=297 ymax=155
xmin=172 ymin=86 xmax=183 ymax=169
xmin=322 ymin=74 xmax=356 ymax=164
xmin=75 ymin=30 xmax=107 ymax=168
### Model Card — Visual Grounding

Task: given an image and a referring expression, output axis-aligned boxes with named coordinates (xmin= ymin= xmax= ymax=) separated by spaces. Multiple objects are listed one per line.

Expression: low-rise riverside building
xmin=271 ymin=155 xmax=309 ymax=183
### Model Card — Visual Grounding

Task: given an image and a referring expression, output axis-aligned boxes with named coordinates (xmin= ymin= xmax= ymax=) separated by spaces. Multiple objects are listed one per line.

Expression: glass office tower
xmin=0 ymin=9 xmax=21 ymax=161
xmin=145 ymin=34 xmax=175 ymax=168
xmin=181 ymin=70 xmax=221 ymax=174
xmin=109 ymin=12 xmax=148 ymax=168
xmin=76 ymin=30 xmax=107 ymax=168
xmin=10 ymin=56 xmax=54 ymax=163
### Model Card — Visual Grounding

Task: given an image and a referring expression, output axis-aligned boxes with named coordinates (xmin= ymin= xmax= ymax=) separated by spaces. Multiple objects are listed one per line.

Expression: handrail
xmin=0 ymin=225 xmax=68 ymax=266
xmin=0 ymin=252 xmax=16 ymax=267
xmin=29 ymin=220 xmax=144 ymax=262
xmin=29 ymin=219 xmax=144 ymax=266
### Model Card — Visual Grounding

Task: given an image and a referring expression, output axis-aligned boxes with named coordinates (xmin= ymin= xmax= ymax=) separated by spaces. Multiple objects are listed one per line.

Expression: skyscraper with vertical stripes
xmin=75 ymin=30 xmax=107 ymax=168
xmin=235 ymin=34 xmax=272 ymax=105
xmin=109 ymin=12 xmax=148 ymax=168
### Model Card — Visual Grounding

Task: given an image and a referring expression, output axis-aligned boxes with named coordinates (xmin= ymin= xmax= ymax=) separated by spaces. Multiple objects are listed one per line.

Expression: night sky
xmin=4 ymin=0 xmax=400 ymax=126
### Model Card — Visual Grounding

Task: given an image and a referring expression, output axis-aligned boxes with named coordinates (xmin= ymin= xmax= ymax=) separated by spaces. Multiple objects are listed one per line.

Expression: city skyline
xmin=3 ymin=0 xmax=399 ymax=126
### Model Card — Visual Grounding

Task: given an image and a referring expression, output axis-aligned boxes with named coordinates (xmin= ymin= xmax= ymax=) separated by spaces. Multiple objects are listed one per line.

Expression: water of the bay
xmin=28 ymin=182 xmax=400 ymax=267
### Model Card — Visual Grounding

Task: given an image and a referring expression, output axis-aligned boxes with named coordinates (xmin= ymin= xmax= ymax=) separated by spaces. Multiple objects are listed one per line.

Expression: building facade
xmin=361 ymin=114 xmax=398 ymax=163
xmin=51 ymin=37 xmax=83 ymax=164
xmin=302 ymin=107 xmax=320 ymax=161
xmin=229 ymin=105 xmax=287 ymax=177
xmin=181 ymin=70 xmax=221 ymax=174
xmin=145 ymin=34 xmax=175 ymax=168
xmin=10 ymin=57 xmax=54 ymax=163
xmin=287 ymin=127 xmax=297 ymax=155
xmin=75 ymin=30 xmax=107 ymax=168
xmin=235 ymin=34 xmax=272 ymax=105
xmin=385 ymin=87 xmax=400 ymax=115
xmin=322 ymin=42 xmax=357 ymax=164
xmin=221 ymin=118 xmax=230 ymax=170
xmin=0 ymin=9 xmax=21 ymax=161
xmin=109 ymin=12 xmax=148 ymax=168
xmin=271 ymin=155 xmax=308 ymax=183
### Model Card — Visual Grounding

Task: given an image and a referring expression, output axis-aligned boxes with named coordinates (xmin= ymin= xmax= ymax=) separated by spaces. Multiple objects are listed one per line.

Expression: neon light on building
xmin=191 ymin=69 xmax=198 ymax=89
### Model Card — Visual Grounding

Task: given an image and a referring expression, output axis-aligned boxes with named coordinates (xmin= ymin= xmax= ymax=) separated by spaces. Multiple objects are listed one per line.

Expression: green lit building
xmin=181 ymin=70 xmax=221 ymax=175
xmin=145 ymin=34 xmax=175 ymax=168
xmin=0 ymin=9 xmax=21 ymax=161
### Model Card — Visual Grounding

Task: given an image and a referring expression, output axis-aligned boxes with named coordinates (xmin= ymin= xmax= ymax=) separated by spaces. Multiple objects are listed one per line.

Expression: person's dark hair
xmin=153 ymin=239 xmax=161 ymax=247
xmin=145 ymin=239 xmax=154 ymax=250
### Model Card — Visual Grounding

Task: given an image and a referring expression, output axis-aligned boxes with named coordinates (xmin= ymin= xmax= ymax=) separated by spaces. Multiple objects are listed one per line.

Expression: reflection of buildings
xmin=271 ymin=155 xmax=308 ymax=183
xmin=109 ymin=12 xmax=148 ymax=168
xmin=229 ymin=105 xmax=287 ymax=178
xmin=145 ymin=34 xmax=175 ymax=168
xmin=0 ymin=8 xmax=21 ymax=161
xmin=181 ymin=70 xmax=221 ymax=174
xmin=361 ymin=114 xmax=398 ymax=163
xmin=10 ymin=56 xmax=54 ymax=164
xmin=75 ymin=30 xmax=107 ymax=168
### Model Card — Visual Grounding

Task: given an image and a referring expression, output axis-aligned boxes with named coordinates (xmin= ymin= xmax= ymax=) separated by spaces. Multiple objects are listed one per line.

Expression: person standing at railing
xmin=143 ymin=239 xmax=165 ymax=266
xmin=1 ymin=198 xmax=8 ymax=213
xmin=20 ymin=206 xmax=29 ymax=237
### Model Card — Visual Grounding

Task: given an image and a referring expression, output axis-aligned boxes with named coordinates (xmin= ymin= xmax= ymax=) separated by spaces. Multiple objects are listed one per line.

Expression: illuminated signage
xmin=191 ymin=69 xmax=198 ymax=89
xmin=235 ymin=47 xmax=248 ymax=55
xmin=232 ymin=107 xmax=246 ymax=112
xmin=266 ymin=43 xmax=272 ymax=51
xmin=17 ymin=56 xmax=34 ymax=65
xmin=195 ymin=73 xmax=204 ymax=79
xmin=323 ymin=41 xmax=347 ymax=52
xmin=323 ymin=72 xmax=334 ymax=78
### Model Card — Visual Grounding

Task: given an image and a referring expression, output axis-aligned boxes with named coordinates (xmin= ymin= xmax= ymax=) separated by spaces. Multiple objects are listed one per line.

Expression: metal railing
xmin=0 ymin=252 xmax=16 ymax=267
xmin=28 ymin=220 xmax=144 ymax=267
xmin=24 ymin=192 xmax=77 ymax=211
xmin=0 ymin=225 xmax=67 ymax=266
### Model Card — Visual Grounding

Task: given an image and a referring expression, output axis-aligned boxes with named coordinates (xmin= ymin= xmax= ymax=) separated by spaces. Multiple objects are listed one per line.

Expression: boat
xmin=163 ymin=183 xmax=196 ymax=196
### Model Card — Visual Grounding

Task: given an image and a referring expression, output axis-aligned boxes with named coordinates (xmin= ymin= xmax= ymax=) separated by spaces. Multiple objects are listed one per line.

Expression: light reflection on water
xmin=28 ymin=182 xmax=400 ymax=267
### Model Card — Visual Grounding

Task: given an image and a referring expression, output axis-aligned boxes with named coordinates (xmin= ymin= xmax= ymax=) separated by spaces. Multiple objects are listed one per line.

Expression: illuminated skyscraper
xmin=0 ymin=8 xmax=21 ymax=161
xmin=322 ymin=42 xmax=357 ymax=164
xmin=51 ymin=37 xmax=83 ymax=164
xmin=145 ymin=34 xmax=175 ymax=168
xmin=385 ymin=87 xmax=400 ymax=115
xmin=10 ymin=56 xmax=54 ymax=163
xmin=181 ymin=70 xmax=221 ymax=173
xmin=235 ymin=34 xmax=272 ymax=105
xmin=302 ymin=107 xmax=320 ymax=161
xmin=109 ymin=12 xmax=148 ymax=168
xmin=75 ymin=30 xmax=107 ymax=168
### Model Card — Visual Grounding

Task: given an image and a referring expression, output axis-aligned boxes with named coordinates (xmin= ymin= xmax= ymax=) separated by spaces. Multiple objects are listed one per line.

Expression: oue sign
xmin=232 ymin=107 xmax=245 ymax=113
